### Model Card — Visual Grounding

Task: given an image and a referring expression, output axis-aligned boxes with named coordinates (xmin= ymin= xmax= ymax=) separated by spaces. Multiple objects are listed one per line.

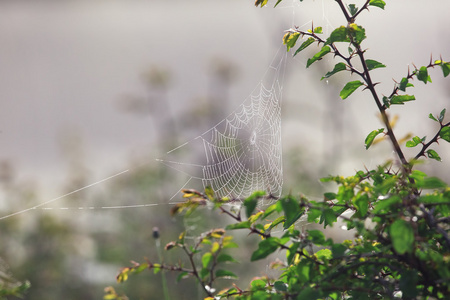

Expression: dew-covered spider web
xmin=158 ymin=48 xmax=285 ymax=200
xmin=0 ymin=0 xmax=336 ymax=220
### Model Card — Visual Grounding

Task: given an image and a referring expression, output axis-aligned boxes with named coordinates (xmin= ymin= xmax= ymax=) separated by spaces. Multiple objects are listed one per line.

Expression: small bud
xmin=152 ymin=227 xmax=160 ymax=239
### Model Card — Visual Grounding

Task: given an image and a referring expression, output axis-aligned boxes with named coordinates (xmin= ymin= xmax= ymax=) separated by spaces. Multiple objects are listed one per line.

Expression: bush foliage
xmin=106 ymin=1 xmax=450 ymax=299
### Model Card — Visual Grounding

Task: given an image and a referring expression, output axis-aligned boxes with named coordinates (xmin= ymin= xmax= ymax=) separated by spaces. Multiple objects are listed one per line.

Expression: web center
xmin=250 ymin=131 xmax=257 ymax=145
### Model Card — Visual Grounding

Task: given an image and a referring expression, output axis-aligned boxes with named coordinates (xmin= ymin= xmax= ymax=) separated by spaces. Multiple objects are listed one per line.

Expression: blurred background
xmin=0 ymin=0 xmax=449 ymax=299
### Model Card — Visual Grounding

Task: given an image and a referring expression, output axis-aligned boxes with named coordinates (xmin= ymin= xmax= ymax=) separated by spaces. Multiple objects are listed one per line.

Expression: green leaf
xmin=399 ymin=271 xmax=419 ymax=299
xmin=369 ymin=0 xmax=386 ymax=9
xmin=340 ymin=80 xmax=364 ymax=99
xmin=306 ymin=46 xmax=331 ymax=68
xmin=321 ymin=62 xmax=347 ymax=80
xmin=429 ymin=113 xmax=438 ymax=122
xmin=204 ymin=186 xmax=214 ymax=200
xmin=244 ymin=191 xmax=264 ymax=218
xmin=406 ymin=136 xmax=423 ymax=148
xmin=199 ymin=268 xmax=209 ymax=279
xmin=426 ymin=149 xmax=441 ymax=162
xmin=348 ymin=23 xmax=366 ymax=45
xmin=294 ymin=37 xmax=315 ymax=56
xmin=439 ymin=108 xmax=446 ymax=123
xmin=348 ymin=4 xmax=358 ymax=16
xmin=353 ymin=194 xmax=369 ymax=216
xmin=307 ymin=208 xmax=322 ymax=223
xmin=366 ymin=59 xmax=386 ymax=71
xmin=372 ymin=196 xmax=401 ymax=214
xmin=326 ymin=26 xmax=349 ymax=44
xmin=324 ymin=192 xmax=336 ymax=200
xmin=250 ymin=279 xmax=266 ymax=289
xmin=321 ymin=208 xmax=337 ymax=228
xmin=399 ymin=77 xmax=409 ymax=92
xmin=254 ymin=0 xmax=269 ymax=8
xmin=274 ymin=281 xmax=288 ymax=292
xmin=417 ymin=66 xmax=432 ymax=84
xmin=416 ymin=176 xmax=447 ymax=189
xmin=314 ymin=26 xmax=323 ymax=34
xmin=307 ymin=230 xmax=326 ymax=245
xmin=176 ymin=271 xmax=189 ymax=282
xmin=390 ymin=219 xmax=414 ymax=254
xmin=283 ymin=32 xmax=300 ymax=52
xmin=226 ymin=221 xmax=251 ymax=230
xmin=297 ymin=287 xmax=321 ymax=299
xmin=365 ymin=128 xmax=384 ymax=149
xmin=281 ymin=196 xmax=303 ymax=229
xmin=215 ymin=269 xmax=238 ymax=279
xmin=440 ymin=126 xmax=450 ymax=142
xmin=251 ymin=237 xmax=280 ymax=261
xmin=440 ymin=61 xmax=450 ymax=77
xmin=390 ymin=94 xmax=416 ymax=105
xmin=217 ymin=253 xmax=238 ymax=264
xmin=202 ymin=252 xmax=213 ymax=268
xmin=274 ymin=0 xmax=283 ymax=8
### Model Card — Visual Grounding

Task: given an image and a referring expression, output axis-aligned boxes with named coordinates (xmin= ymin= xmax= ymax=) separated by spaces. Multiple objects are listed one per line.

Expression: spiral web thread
xmin=159 ymin=48 xmax=286 ymax=200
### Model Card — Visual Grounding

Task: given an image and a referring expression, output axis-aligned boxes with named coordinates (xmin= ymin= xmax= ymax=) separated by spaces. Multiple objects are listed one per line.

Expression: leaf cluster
xmin=106 ymin=1 xmax=450 ymax=299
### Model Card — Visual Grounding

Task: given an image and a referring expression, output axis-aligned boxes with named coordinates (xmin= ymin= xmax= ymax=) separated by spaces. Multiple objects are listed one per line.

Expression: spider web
xmin=158 ymin=48 xmax=286 ymax=200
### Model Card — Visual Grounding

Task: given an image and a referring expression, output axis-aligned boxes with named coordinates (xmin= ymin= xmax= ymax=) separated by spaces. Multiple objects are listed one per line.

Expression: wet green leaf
xmin=215 ymin=269 xmax=238 ymax=279
xmin=254 ymin=0 xmax=269 ymax=8
xmin=217 ymin=253 xmax=238 ymax=264
xmin=326 ymin=26 xmax=349 ymax=44
xmin=281 ymin=195 xmax=303 ymax=229
xmin=440 ymin=61 xmax=450 ymax=77
xmin=439 ymin=108 xmax=446 ymax=122
xmin=340 ymin=80 xmax=364 ymax=99
xmin=390 ymin=94 xmax=416 ymax=105
xmin=204 ymin=186 xmax=214 ymax=200
xmin=321 ymin=208 xmax=337 ymax=228
xmin=353 ymin=194 xmax=369 ymax=216
xmin=294 ymin=37 xmax=315 ymax=56
xmin=416 ymin=176 xmax=447 ymax=189
xmin=226 ymin=221 xmax=251 ymax=230
xmin=306 ymin=46 xmax=331 ymax=68
xmin=369 ymin=0 xmax=386 ymax=9
xmin=274 ymin=281 xmax=288 ymax=292
xmin=321 ymin=62 xmax=347 ymax=80
xmin=429 ymin=113 xmax=438 ymax=122
xmin=202 ymin=252 xmax=213 ymax=268
xmin=283 ymin=32 xmax=300 ymax=52
xmin=348 ymin=23 xmax=366 ymax=45
xmin=417 ymin=66 xmax=432 ymax=84
xmin=406 ymin=136 xmax=423 ymax=148
xmin=426 ymin=149 xmax=441 ymax=162
xmin=307 ymin=230 xmax=326 ymax=245
xmin=274 ymin=0 xmax=283 ymax=8
xmin=440 ymin=126 xmax=450 ymax=142
xmin=251 ymin=237 xmax=280 ymax=261
xmin=365 ymin=128 xmax=384 ymax=149
xmin=176 ymin=271 xmax=189 ymax=282
xmin=366 ymin=59 xmax=386 ymax=71
xmin=390 ymin=219 xmax=414 ymax=254
xmin=348 ymin=4 xmax=358 ymax=16
xmin=399 ymin=77 xmax=408 ymax=91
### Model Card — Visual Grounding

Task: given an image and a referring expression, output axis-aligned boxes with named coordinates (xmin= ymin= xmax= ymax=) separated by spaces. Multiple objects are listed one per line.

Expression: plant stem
xmin=155 ymin=238 xmax=171 ymax=300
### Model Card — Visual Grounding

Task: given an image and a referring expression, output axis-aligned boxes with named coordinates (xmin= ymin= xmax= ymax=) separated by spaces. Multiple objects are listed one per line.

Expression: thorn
xmin=392 ymin=78 xmax=398 ymax=83
xmin=373 ymin=82 xmax=381 ymax=87
xmin=407 ymin=65 xmax=411 ymax=77
xmin=429 ymin=53 xmax=433 ymax=67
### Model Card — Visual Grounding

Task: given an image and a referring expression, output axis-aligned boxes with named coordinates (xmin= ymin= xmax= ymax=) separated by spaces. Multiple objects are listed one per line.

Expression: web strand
xmin=158 ymin=46 xmax=286 ymax=200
